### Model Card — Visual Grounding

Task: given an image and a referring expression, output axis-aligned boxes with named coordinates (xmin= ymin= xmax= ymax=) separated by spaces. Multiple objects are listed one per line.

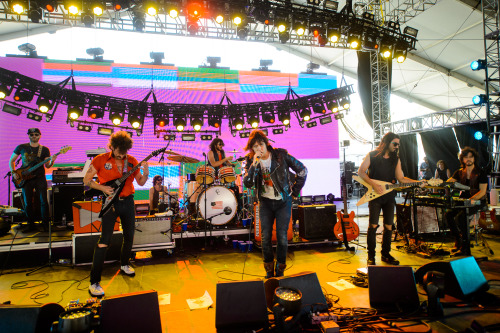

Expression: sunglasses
xmin=29 ymin=133 xmax=40 ymax=137
xmin=391 ymin=142 xmax=400 ymax=147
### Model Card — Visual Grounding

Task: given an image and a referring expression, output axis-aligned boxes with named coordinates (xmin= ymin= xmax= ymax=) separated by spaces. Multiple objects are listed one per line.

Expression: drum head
xmin=197 ymin=186 xmax=237 ymax=225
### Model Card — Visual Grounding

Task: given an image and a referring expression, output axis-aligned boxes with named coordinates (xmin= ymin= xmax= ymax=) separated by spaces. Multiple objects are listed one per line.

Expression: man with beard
xmin=83 ymin=131 xmax=149 ymax=297
xmin=445 ymin=147 xmax=487 ymax=256
xmin=358 ymin=132 xmax=423 ymax=266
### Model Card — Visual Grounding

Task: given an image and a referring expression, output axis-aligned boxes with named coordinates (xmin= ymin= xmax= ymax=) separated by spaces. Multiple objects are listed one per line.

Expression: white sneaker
xmin=89 ymin=283 xmax=104 ymax=297
xmin=121 ymin=265 xmax=135 ymax=276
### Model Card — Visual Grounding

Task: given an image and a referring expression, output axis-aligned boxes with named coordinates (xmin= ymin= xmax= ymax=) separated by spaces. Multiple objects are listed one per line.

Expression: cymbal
xmin=167 ymin=155 xmax=200 ymax=163
xmin=165 ymin=149 xmax=180 ymax=155
xmin=228 ymin=150 xmax=240 ymax=153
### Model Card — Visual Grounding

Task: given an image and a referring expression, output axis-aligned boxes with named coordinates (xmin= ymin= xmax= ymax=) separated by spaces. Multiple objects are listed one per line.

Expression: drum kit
xmin=160 ymin=149 xmax=254 ymax=228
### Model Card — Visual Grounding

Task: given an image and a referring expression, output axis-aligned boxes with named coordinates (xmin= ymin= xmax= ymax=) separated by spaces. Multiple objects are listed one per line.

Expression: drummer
xmin=149 ymin=175 xmax=178 ymax=214
xmin=207 ymin=138 xmax=233 ymax=172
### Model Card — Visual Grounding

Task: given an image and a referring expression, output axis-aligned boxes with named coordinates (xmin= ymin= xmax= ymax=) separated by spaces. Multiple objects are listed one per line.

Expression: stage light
xmin=187 ymin=21 xmax=200 ymax=35
xmin=81 ymin=12 xmax=94 ymax=27
xmin=42 ymin=0 xmax=57 ymax=12
xmin=348 ymin=34 xmax=361 ymax=49
xmin=404 ymin=26 xmax=418 ymax=37
xmin=312 ymin=102 xmax=326 ymax=114
xmin=191 ymin=117 xmax=204 ymax=131
xmin=2 ymin=104 xmax=21 ymax=116
xmin=77 ymin=123 xmax=92 ymax=132
xmin=279 ymin=31 xmax=290 ymax=43
xmin=239 ymin=131 xmax=250 ymax=138
xmin=208 ymin=114 xmax=221 ymax=128
xmin=186 ymin=2 xmax=204 ymax=20
xmin=128 ymin=113 xmax=144 ymax=129
xmin=387 ymin=21 xmax=400 ymax=31
xmin=327 ymin=29 xmax=340 ymax=43
xmin=394 ymin=46 xmax=407 ymax=63
xmin=0 ymin=84 xmax=13 ymax=99
xmin=36 ymin=97 xmax=52 ymax=113
xmin=275 ymin=17 xmax=287 ymax=33
xmin=27 ymin=112 xmax=42 ymax=122
xmin=113 ymin=0 xmax=129 ymax=11
xmin=14 ymin=88 xmax=35 ymax=102
xmin=362 ymin=34 xmax=379 ymax=51
xmin=380 ymin=43 xmax=393 ymax=59
xmin=232 ymin=13 xmax=243 ymax=25
xmin=164 ymin=134 xmax=176 ymax=141
xmin=327 ymin=100 xmax=339 ymax=112
xmin=470 ymin=59 xmax=487 ymax=71
xmin=238 ymin=26 xmax=249 ymax=40
xmin=215 ymin=14 xmax=224 ymax=24
xmin=98 ymin=127 xmax=113 ymax=136
xmin=278 ymin=112 xmax=290 ymax=126
xmin=272 ymin=128 xmax=284 ymax=135
xmin=262 ymin=111 xmax=275 ymax=124
xmin=88 ymin=107 xmax=104 ymax=119
xmin=64 ymin=1 xmax=80 ymax=15
xmin=68 ymin=105 xmax=83 ymax=120
xmin=155 ymin=115 xmax=168 ymax=127
xmin=363 ymin=12 xmax=375 ymax=21
xmin=11 ymin=0 xmax=26 ymax=14
xmin=300 ymin=108 xmax=311 ymax=121
xmin=92 ymin=2 xmax=105 ymax=16
xmin=474 ymin=131 xmax=483 ymax=140
xmin=133 ymin=11 xmax=145 ymax=31
xmin=109 ymin=110 xmax=124 ymax=125
xmin=174 ymin=117 xmax=186 ymax=131
xmin=310 ymin=22 xmax=323 ymax=37
xmin=324 ymin=0 xmax=339 ymax=11
xmin=29 ymin=7 xmax=42 ymax=23
xmin=233 ymin=117 xmax=244 ymax=131
xmin=320 ymin=116 xmax=333 ymax=125
xmin=472 ymin=94 xmax=487 ymax=105
xmin=306 ymin=121 xmax=317 ymax=128
xmin=247 ymin=114 xmax=260 ymax=128
xmin=168 ymin=7 xmax=179 ymax=18
xmin=201 ymin=134 xmax=213 ymax=141
xmin=182 ymin=134 xmax=196 ymax=141
xmin=144 ymin=1 xmax=158 ymax=16
xmin=340 ymin=97 xmax=350 ymax=109
xmin=293 ymin=20 xmax=306 ymax=36
xmin=334 ymin=113 xmax=344 ymax=120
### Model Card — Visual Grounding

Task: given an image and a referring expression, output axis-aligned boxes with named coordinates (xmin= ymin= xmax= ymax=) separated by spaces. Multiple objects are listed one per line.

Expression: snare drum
xmin=195 ymin=165 xmax=215 ymax=184
xmin=218 ymin=166 xmax=236 ymax=184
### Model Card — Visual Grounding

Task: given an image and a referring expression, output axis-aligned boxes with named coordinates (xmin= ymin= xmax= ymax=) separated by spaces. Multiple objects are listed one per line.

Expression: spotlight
xmin=362 ymin=34 xmax=379 ymax=51
xmin=347 ymin=33 xmax=361 ymax=49
xmin=380 ymin=43 xmax=393 ymax=59
xmin=239 ymin=131 xmax=250 ymax=138
xmin=112 ymin=0 xmax=129 ymax=11
xmin=208 ymin=114 xmax=221 ymax=128
xmin=81 ymin=12 xmax=94 ymax=27
xmin=215 ymin=14 xmax=224 ymax=24
xmin=262 ymin=111 xmax=275 ymax=124
xmin=320 ymin=116 xmax=333 ymax=125
xmin=64 ymin=0 xmax=80 ymax=15
xmin=201 ymin=134 xmax=213 ymax=141
xmin=247 ymin=114 xmax=260 ymax=128
xmin=109 ymin=110 xmax=124 ymax=125
xmin=68 ymin=104 xmax=83 ymax=120
xmin=312 ymin=102 xmax=326 ymax=114
xmin=191 ymin=117 xmax=204 ymax=131
xmin=182 ymin=134 xmax=196 ymax=141
xmin=164 ymin=134 xmax=176 ymax=141
xmin=327 ymin=29 xmax=340 ymax=43
xmin=394 ymin=47 xmax=407 ymax=63
xmin=77 ymin=123 xmax=92 ymax=132
xmin=144 ymin=0 xmax=158 ymax=16
xmin=272 ymin=128 xmax=284 ymax=135
xmin=92 ymin=2 xmax=105 ymax=16
xmin=334 ymin=113 xmax=344 ymax=120
xmin=293 ymin=20 xmax=306 ymax=36
xmin=98 ymin=127 xmax=113 ymax=136
xmin=300 ymin=108 xmax=311 ymax=121
xmin=279 ymin=31 xmax=290 ymax=43
xmin=29 ymin=7 xmax=42 ymax=23
xmin=310 ymin=22 xmax=323 ymax=37
xmin=88 ymin=107 xmax=105 ymax=119
xmin=11 ymin=0 xmax=26 ymax=14
xmin=14 ymin=88 xmax=35 ymax=102
xmin=275 ymin=17 xmax=288 ymax=33
xmin=404 ymin=26 xmax=418 ymax=37
xmin=471 ymin=59 xmax=487 ymax=71
xmin=133 ymin=11 xmax=145 ymax=31
xmin=168 ymin=6 xmax=179 ymax=18
xmin=36 ymin=97 xmax=52 ymax=113
xmin=187 ymin=21 xmax=200 ymax=35
xmin=306 ymin=121 xmax=317 ymax=128
xmin=154 ymin=115 xmax=168 ymax=127
xmin=327 ymin=100 xmax=339 ymax=112
xmin=233 ymin=117 xmax=244 ymax=131
xmin=472 ymin=94 xmax=488 ymax=105
xmin=174 ymin=117 xmax=186 ymax=131
xmin=474 ymin=131 xmax=483 ymax=140
xmin=27 ymin=112 xmax=42 ymax=122
xmin=128 ymin=113 xmax=144 ymax=129
xmin=0 ymin=84 xmax=13 ymax=99
xmin=278 ymin=112 xmax=290 ymax=126
xmin=387 ymin=21 xmax=400 ymax=31
xmin=362 ymin=12 xmax=375 ymax=21
xmin=237 ymin=26 xmax=249 ymax=40
xmin=186 ymin=2 xmax=204 ymax=20
xmin=340 ymin=97 xmax=350 ymax=109
xmin=42 ymin=0 xmax=57 ymax=12
xmin=324 ymin=0 xmax=339 ymax=11
xmin=232 ymin=13 xmax=243 ymax=25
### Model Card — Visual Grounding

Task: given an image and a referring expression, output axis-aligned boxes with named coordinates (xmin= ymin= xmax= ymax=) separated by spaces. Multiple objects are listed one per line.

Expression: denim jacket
xmin=243 ymin=147 xmax=307 ymax=200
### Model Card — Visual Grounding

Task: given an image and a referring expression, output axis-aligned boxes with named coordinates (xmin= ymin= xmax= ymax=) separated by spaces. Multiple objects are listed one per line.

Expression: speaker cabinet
xmin=216 ymin=280 xmax=269 ymax=332
xmin=72 ymin=201 xmax=120 ymax=234
xmin=52 ymin=184 xmax=84 ymax=222
xmin=298 ymin=204 xmax=336 ymax=240
xmin=11 ymin=188 xmax=52 ymax=222
xmin=72 ymin=231 xmax=123 ymax=265
xmin=414 ymin=257 xmax=489 ymax=300
xmin=264 ymin=271 xmax=328 ymax=313
xmin=99 ymin=290 xmax=162 ymax=333
xmin=368 ymin=266 xmax=420 ymax=312
xmin=0 ymin=303 xmax=64 ymax=333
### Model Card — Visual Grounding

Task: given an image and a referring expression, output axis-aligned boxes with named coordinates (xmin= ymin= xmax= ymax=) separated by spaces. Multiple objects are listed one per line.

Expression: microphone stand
xmin=4 ymin=171 xmax=12 ymax=206
xmin=202 ymin=152 xmax=209 ymax=250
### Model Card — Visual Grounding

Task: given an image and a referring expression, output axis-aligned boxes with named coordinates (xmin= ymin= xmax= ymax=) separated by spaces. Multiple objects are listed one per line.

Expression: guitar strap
xmin=37 ymin=145 xmax=42 ymax=159
xmin=123 ymin=157 xmax=128 ymax=174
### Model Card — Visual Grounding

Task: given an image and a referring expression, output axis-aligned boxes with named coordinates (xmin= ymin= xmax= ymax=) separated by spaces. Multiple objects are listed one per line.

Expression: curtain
xmin=454 ymin=123 xmax=489 ymax=168
xmin=420 ymin=128 xmax=460 ymax=176
xmin=399 ymin=134 xmax=418 ymax=180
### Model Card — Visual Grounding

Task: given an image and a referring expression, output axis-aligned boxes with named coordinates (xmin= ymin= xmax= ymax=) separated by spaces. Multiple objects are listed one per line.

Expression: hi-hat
xmin=165 ymin=150 xmax=180 ymax=155
xmin=167 ymin=155 xmax=199 ymax=163
xmin=228 ymin=150 xmax=240 ymax=153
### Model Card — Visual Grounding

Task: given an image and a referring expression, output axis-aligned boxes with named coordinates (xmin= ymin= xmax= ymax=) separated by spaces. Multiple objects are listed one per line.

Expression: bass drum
xmin=197 ymin=186 xmax=237 ymax=225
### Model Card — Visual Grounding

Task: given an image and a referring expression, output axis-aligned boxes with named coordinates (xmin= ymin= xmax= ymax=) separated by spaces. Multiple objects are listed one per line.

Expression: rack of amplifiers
xmin=71 ymin=201 xmax=174 ymax=265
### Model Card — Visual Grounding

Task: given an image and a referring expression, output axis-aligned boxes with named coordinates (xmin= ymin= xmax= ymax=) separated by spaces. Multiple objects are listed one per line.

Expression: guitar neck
xmin=118 ymin=154 xmax=153 ymax=183
xmin=27 ymin=152 xmax=60 ymax=173
xmin=386 ymin=181 xmax=421 ymax=190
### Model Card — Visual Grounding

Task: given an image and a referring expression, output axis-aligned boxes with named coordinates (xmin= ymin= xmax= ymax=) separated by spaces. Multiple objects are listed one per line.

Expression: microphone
xmin=202 ymin=152 xmax=206 ymax=157
xmin=224 ymin=206 xmax=232 ymax=215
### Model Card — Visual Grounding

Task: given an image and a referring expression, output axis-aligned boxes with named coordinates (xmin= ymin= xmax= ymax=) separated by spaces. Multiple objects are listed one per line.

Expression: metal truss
xmin=354 ymin=0 xmax=439 ymax=25
xmin=370 ymin=51 xmax=391 ymax=145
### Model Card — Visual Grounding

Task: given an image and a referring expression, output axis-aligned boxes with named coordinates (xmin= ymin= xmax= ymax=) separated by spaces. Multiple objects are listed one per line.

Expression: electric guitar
xmin=12 ymin=145 xmax=72 ymax=189
xmin=353 ymin=175 xmax=442 ymax=206
xmin=334 ymin=172 xmax=360 ymax=245
xmin=98 ymin=147 xmax=167 ymax=218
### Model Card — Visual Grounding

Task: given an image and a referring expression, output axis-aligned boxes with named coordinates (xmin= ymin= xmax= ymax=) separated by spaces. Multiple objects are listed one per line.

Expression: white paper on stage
xmin=158 ymin=293 xmax=171 ymax=305
xmin=327 ymin=279 xmax=356 ymax=291
xmin=186 ymin=290 xmax=213 ymax=310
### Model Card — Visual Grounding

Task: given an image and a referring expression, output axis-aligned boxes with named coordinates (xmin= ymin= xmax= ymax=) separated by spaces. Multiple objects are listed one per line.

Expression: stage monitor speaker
xmin=264 ymin=271 xmax=328 ymax=313
xmin=298 ymin=204 xmax=336 ymax=240
xmin=0 ymin=303 xmax=64 ymax=333
xmin=368 ymin=266 xmax=420 ymax=313
xmin=52 ymin=184 xmax=84 ymax=223
xmin=99 ymin=290 xmax=162 ymax=333
xmin=414 ymin=257 xmax=489 ymax=300
xmin=215 ymin=279 xmax=269 ymax=332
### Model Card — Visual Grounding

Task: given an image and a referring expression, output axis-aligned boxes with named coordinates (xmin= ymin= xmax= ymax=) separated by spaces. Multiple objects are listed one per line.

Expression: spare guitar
xmin=98 ymin=146 xmax=167 ymax=218
xmin=12 ymin=145 xmax=72 ymax=189
xmin=353 ymin=175 xmax=442 ymax=206
xmin=334 ymin=174 xmax=360 ymax=248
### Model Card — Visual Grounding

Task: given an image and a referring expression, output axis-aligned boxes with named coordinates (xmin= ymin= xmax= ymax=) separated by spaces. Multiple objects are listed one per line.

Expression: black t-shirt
xmin=451 ymin=167 xmax=488 ymax=198
xmin=13 ymin=143 xmax=50 ymax=178
xmin=368 ymin=151 xmax=398 ymax=183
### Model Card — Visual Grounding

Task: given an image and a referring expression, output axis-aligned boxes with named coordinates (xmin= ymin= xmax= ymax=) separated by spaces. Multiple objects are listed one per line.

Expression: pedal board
xmin=310 ymin=312 xmax=338 ymax=325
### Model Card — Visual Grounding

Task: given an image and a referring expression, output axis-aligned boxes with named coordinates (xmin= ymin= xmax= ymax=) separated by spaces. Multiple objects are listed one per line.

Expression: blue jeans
xmin=259 ymin=196 xmax=292 ymax=264
xmin=22 ymin=176 xmax=49 ymax=225
xmin=90 ymin=195 xmax=136 ymax=284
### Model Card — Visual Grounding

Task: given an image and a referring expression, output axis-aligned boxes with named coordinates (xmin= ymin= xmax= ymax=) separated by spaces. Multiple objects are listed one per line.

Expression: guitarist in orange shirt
xmin=358 ymin=132 xmax=422 ymax=266
xmin=9 ymin=128 xmax=56 ymax=232
xmin=83 ymin=131 xmax=149 ymax=297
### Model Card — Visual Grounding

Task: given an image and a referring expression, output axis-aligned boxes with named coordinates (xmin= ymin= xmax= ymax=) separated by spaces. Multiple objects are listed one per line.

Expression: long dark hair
xmin=375 ymin=132 xmax=400 ymax=158
xmin=245 ymin=130 xmax=273 ymax=158
xmin=210 ymin=138 xmax=224 ymax=154
xmin=459 ymin=146 xmax=479 ymax=169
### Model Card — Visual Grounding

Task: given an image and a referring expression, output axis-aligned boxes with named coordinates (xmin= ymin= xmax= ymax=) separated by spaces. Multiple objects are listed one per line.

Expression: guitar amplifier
xmin=298 ymin=204 xmax=336 ymax=240
xmin=72 ymin=201 xmax=120 ymax=234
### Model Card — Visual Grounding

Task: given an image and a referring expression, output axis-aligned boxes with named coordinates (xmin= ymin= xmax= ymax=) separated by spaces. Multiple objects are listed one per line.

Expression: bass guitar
xmin=12 ymin=145 xmax=72 ymax=189
xmin=353 ymin=175 xmax=442 ymax=206
xmin=99 ymin=147 xmax=167 ymax=218
xmin=334 ymin=169 xmax=360 ymax=247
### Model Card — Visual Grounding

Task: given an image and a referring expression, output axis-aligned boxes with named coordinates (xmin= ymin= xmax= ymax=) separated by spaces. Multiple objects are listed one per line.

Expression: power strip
xmin=320 ymin=320 xmax=340 ymax=333
xmin=310 ymin=312 xmax=338 ymax=325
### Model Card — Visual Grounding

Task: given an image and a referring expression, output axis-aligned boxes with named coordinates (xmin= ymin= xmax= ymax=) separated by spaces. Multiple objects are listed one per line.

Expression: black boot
xmin=264 ymin=261 xmax=275 ymax=279
xmin=367 ymin=227 xmax=377 ymax=265
xmin=381 ymin=229 xmax=399 ymax=265
xmin=275 ymin=262 xmax=287 ymax=277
